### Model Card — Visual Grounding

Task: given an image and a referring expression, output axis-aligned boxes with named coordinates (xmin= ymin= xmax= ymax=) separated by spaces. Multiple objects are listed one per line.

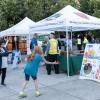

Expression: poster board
xmin=80 ymin=44 xmax=100 ymax=82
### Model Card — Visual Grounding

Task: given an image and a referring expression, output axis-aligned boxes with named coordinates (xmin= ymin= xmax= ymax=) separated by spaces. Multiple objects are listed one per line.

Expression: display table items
xmin=59 ymin=51 xmax=83 ymax=76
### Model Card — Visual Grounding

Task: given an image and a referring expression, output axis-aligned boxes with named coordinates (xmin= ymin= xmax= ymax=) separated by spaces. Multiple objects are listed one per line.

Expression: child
xmin=19 ymin=46 xmax=58 ymax=98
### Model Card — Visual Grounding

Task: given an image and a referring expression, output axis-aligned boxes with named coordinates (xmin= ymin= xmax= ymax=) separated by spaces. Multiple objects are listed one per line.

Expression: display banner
xmin=80 ymin=44 xmax=100 ymax=82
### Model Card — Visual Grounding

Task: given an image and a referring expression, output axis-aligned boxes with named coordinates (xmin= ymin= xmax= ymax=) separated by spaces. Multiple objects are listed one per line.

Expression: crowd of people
xmin=0 ymin=33 xmax=60 ymax=98
xmin=0 ymin=32 xmax=99 ymax=98
xmin=76 ymin=32 xmax=96 ymax=51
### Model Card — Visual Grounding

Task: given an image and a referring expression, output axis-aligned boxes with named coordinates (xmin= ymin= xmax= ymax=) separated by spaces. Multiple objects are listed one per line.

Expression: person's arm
xmin=35 ymin=38 xmax=38 ymax=45
xmin=41 ymin=55 xmax=59 ymax=64
xmin=44 ymin=42 xmax=50 ymax=56
xmin=30 ymin=41 xmax=32 ymax=49
xmin=4 ymin=40 xmax=9 ymax=47
xmin=58 ymin=40 xmax=61 ymax=50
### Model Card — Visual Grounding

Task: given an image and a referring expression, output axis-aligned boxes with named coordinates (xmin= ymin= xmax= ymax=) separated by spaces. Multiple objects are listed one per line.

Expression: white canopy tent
xmin=0 ymin=17 xmax=52 ymax=37
xmin=30 ymin=5 xmax=100 ymax=76
xmin=0 ymin=17 xmax=52 ymax=54
xmin=30 ymin=5 xmax=100 ymax=32
xmin=0 ymin=17 xmax=37 ymax=54
xmin=0 ymin=17 xmax=36 ymax=37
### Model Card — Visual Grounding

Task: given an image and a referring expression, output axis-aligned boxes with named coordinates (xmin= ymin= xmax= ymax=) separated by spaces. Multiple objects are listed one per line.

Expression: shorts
xmin=25 ymin=74 xmax=37 ymax=81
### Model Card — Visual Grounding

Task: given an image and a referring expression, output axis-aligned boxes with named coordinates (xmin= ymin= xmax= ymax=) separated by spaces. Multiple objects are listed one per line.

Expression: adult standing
xmin=30 ymin=33 xmax=38 ymax=51
xmin=83 ymin=35 xmax=89 ymax=49
xmin=45 ymin=33 xmax=59 ymax=75
xmin=0 ymin=42 xmax=9 ymax=86
xmin=42 ymin=36 xmax=49 ymax=54
xmin=87 ymin=32 xmax=92 ymax=43
xmin=76 ymin=34 xmax=82 ymax=50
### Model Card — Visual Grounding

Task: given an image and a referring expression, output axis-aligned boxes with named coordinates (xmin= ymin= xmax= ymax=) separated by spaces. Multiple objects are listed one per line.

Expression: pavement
xmin=0 ymin=62 xmax=100 ymax=100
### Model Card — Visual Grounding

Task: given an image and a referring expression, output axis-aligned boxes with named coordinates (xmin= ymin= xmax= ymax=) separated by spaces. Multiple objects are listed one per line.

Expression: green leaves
xmin=79 ymin=0 xmax=100 ymax=37
xmin=0 ymin=0 xmax=100 ymax=31
xmin=79 ymin=0 xmax=100 ymax=17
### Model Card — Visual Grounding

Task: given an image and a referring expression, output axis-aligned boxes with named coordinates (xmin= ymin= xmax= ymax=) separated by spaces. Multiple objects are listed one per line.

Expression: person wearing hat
xmin=0 ymin=42 xmax=9 ymax=86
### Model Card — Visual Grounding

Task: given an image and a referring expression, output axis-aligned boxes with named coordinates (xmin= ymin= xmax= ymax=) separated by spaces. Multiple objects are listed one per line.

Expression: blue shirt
xmin=24 ymin=54 xmax=43 ymax=76
xmin=30 ymin=38 xmax=38 ymax=50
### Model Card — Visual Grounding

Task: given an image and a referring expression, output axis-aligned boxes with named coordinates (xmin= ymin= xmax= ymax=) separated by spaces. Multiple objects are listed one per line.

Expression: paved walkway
xmin=0 ymin=63 xmax=100 ymax=100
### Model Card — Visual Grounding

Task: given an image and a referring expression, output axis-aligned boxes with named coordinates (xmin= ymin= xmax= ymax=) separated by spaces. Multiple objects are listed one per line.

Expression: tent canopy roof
xmin=30 ymin=5 xmax=100 ymax=32
xmin=0 ymin=17 xmax=35 ymax=37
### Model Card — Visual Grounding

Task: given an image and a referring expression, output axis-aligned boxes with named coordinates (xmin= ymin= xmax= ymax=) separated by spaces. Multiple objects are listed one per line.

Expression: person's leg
xmin=45 ymin=55 xmax=53 ymax=75
xmin=32 ymin=76 xmax=41 ymax=96
xmin=19 ymin=74 xmax=30 ymax=97
xmin=46 ymin=64 xmax=51 ymax=75
xmin=80 ymin=44 xmax=82 ymax=50
xmin=78 ymin=45 xmax=81 ymax=50
xmin=0 ymin=68 xmax=1 ymax=75
xmin=53 ymin=55 xmax=59 ymax=74
xmin=54 ymin=64 xmax=59 ymax=74
xmin=33 ymin=77 xmax=39 ymax=92
xmin=77 ymin=44 xmax=79 ymax=50
xmin=21 ymin=81 xmax=29 ymax=92
xmin=21 ymin=74 xmax=30 ymax=92
xmin=1 ymin=68 xmax=7 ymax=85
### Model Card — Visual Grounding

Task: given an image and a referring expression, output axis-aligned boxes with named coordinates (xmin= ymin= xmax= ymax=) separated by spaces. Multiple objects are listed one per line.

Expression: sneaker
xmin=35 ymin=91 xmax=42 ymax=97
xmin=19 ymin=91 xmax=27 ymax=98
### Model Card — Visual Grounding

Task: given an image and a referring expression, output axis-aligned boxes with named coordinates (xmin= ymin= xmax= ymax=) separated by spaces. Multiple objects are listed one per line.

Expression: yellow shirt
xmin=77 ymin=39 xmax=81 ymax=45
xmin=49 ymin=39 xmax=58 ymax=54
xmin=83 ymin=37 xmax=88 ymax=44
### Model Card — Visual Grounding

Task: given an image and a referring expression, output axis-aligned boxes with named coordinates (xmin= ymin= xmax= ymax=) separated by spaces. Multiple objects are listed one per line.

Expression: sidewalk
xmin=0 ymin=63 xmax=100 ymax=100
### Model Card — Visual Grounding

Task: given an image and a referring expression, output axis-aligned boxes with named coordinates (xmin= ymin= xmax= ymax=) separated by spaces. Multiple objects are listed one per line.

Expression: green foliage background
xmin=0 ymin=0 xmax=100 ymax=36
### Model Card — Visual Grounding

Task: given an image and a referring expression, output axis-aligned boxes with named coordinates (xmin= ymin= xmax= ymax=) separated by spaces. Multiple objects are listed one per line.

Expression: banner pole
xmin=70 ymin=26 xmax=72 ymax=51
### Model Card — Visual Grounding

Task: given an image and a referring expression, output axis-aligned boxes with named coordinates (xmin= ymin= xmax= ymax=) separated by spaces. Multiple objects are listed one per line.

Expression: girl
xmin=19 ymin=46 xmax=58 ymax=97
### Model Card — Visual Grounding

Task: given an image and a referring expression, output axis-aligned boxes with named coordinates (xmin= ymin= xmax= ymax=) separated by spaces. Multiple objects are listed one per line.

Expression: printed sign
xmin=80 ymin=44 xmax=100 ymax=82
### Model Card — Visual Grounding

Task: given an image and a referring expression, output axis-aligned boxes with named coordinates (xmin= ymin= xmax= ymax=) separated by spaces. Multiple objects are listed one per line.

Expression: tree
xmin=0 ymin=0 xmax=27 ymax=30
xmin=50 ymin=0 xmax=78 ymax=14
xmin=0 ymin=0 xmax=78 ymax=30
xmin=90 ymin=0 xmax=100 ymax=18
xmin=79 ymin=0 xmax=100 ymax=38
xmin=79 ymin=0 xmax=92 ymax=14
xmin=79 ymin=0 xmax=100 ymax=18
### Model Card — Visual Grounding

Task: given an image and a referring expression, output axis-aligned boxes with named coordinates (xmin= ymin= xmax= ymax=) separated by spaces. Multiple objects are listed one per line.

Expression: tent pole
xmin=14 ymin=35 xmax=17 ymax=50
xmin=71 ymin=26 xmax=72 ymax=51
xmin=29 ymin=33 xmax=31 ymax=48
xmin=66 ymin=25 xmax=69 ymax=77
xmin=27 ymin=33 xmax=31 ymax=55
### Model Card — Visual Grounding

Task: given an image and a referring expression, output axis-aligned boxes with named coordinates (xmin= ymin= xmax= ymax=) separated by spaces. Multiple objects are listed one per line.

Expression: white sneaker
xmin=19 ymin=91 xmax=27 ymax=98
xmin=35 ymin=91 xmax=42 ymax=97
